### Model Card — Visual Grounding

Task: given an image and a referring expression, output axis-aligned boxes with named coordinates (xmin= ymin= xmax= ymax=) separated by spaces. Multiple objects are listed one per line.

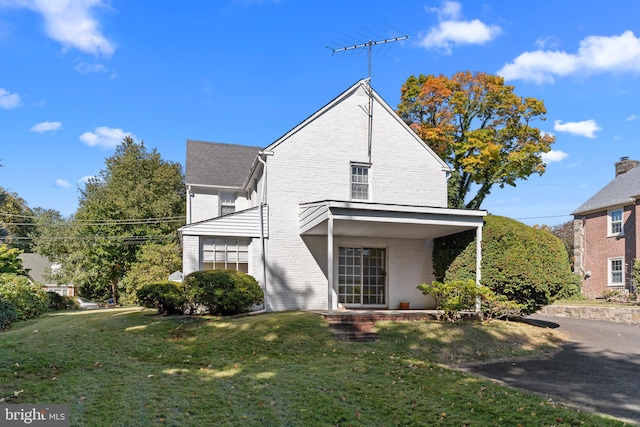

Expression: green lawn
xmin=0 ymin=308 xmax=629 ymax=426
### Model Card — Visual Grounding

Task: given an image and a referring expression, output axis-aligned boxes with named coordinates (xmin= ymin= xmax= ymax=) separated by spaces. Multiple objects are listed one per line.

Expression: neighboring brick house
xmin=180 ymin=80 xmax=487 ymax=312
xmin=573 ymin=157 xmax=640 ymax=297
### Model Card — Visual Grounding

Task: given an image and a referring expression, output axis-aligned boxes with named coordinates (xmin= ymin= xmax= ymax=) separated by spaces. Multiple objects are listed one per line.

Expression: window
xmin=351 ymin=164 xmax=370 ymax=200
xmin=220 ymin=193 xmax=236 ymax=216
xmin=609 ymin=208 xmax=623 ymax=235
xmin=609 ymin=258 xmax=624 ymax=286
xmin=202 ymin=238 xmax=249 ymax=272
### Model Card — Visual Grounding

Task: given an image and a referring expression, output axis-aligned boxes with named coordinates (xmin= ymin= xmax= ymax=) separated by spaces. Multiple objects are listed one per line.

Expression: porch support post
xmin=327 ymin=214 xmax=334 ymax=315
xmin=475 ymin=224 xmax=483 ymax=313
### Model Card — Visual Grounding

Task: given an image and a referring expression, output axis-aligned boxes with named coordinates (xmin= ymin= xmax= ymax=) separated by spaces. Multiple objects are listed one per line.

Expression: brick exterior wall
xmin=575 ymin=203 xmax=638 ymax=297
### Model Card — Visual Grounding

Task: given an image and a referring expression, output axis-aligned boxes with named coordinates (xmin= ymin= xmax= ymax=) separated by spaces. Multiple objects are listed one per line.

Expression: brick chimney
xmin=615 ymin=156 xmax=639 ymax=176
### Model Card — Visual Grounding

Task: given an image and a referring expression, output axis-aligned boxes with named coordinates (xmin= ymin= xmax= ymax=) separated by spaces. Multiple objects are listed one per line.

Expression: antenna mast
xmin=329 ymin=35 xmax=409 ymax=80
xmin=328 ymin=31 xmax=409 ymax=161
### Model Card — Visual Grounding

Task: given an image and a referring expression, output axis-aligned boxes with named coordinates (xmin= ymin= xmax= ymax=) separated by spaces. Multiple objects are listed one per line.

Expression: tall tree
xmin=398 ymin=71 xmax=555 ymax=209
xmin=58 ymin=137 xmax=185 ymax=302
xmin=0 ymin=187 xmax=35 ymax=251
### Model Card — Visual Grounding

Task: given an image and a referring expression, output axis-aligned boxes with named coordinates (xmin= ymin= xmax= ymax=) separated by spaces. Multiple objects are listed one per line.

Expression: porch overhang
xmin=299 ymin=200 xmax=486 ymax=239
xmin=300 ymin=201 xmax=486 ymax=315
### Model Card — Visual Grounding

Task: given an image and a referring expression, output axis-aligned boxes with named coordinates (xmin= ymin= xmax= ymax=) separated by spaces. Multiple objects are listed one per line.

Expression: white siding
xmin=182 ymin=235 xmax=200 ymax=275
xmin=259 ymin=83 xmax=448 ymax=310
xmin=189 ymin=188 xmax=219 ymax=223
xmin=187 ymin=187 xmax=249 ymax=224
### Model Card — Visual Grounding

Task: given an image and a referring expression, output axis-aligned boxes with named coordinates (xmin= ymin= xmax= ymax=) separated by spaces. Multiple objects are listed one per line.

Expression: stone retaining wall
xmin=538 ymin=305 xmax=640 ymax=324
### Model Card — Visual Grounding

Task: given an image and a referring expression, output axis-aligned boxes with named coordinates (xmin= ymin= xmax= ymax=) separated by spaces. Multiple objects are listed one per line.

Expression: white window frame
xmin=350 ymin=163 xmax=371 ymax=201
xmin=608 ymin=257 xmax=624 ymax=286
xmin=219 ymin=192 xmax=236 ymax=216
xmin=201 ymin=238 xmax=249 ymax=273
xmin=608 ymin=208 xmax=624 ymax=236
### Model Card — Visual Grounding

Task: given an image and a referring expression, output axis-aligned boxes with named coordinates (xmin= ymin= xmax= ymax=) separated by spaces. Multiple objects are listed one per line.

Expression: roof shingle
xmin=573 ymin=165 xmax=640 ymax=215
xmin=185 ymin=140 xmax=262 ymax=188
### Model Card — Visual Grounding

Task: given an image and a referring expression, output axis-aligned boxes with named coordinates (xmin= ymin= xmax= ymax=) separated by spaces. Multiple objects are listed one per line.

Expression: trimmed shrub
xmin=184 ymin=270 xmax=263 ymax=316
xmin=136 ymin=281 xmax=186 ymax=315
xmin=47 ymin=292 xmax=80 ymax=310
xmin=438 ymin=215 xmax=581 ymax=315
xmin=418 ymin=279 xmax=480 ymax=321
xmin=0 ymin=297 xmax=17 ymax=330
xmin=0 ymin=274 xmax=49 ymax=321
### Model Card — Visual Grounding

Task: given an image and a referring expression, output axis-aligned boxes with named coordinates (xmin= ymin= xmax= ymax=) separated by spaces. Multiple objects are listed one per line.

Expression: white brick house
xmin=180 ymin=80 xmax=486 ymax=312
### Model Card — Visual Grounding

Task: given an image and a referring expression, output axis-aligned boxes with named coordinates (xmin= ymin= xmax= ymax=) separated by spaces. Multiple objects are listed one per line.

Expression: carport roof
xmin=299 ymin=200 xmax=486 ymax=240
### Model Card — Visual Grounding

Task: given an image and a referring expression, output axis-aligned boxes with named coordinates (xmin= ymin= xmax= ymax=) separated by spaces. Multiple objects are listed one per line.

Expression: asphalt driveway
xmin=463 ymin=315 xmax=640 ymax=425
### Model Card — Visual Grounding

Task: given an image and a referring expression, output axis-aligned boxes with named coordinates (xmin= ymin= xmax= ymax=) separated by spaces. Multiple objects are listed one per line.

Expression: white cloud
xmin=1 ymin=0 xmax=115 ymax=56
xmin=499 ymin=31 xmax=640 ymax=84
xmin=30 ymin=121 xmax=62 ymax=133
xmin=419 ymin=1 xmax=501 ymax=53
xmin=627 ymin=114 xmax=639 ymax=121
xmin=541 ymin=150 xmax=568 ymax=163
xmin=78 ymin=175 xmax=97 ymax=184
xmin=79 ymin=126 xmax=135 ymax=148
xmin=553 ymin=119 xmax=601 ymax=138
xmin=74 ymin=59 xmax=108 ymax=74
xmin=0 ymin=88 xmax=21 ymax=109
xmin=55 ymin=179 xmax=70 ymax=188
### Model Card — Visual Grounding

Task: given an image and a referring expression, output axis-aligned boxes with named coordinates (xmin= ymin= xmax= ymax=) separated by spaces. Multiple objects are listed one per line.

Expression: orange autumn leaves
xmin=398 ymin=71 xmax=554 ymax=209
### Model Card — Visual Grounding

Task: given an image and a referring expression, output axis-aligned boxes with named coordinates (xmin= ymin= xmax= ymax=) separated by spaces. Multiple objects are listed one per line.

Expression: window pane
xmin=351 ymin=166 xmax=369 ymax=200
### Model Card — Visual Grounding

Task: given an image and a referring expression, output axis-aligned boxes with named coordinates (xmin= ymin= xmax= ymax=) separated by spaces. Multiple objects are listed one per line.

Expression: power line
xmin=0 ymin=211 xmax=185 ymax=225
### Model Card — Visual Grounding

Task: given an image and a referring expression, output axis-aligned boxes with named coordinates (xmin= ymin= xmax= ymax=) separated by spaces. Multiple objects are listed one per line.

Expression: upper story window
xmin=220 ymin=192 xmax=236 ymax=216
xmin=608 ymin=208 xmax=623 ymax=235
xmin=351 ymin=163 xmax=370 ymax=200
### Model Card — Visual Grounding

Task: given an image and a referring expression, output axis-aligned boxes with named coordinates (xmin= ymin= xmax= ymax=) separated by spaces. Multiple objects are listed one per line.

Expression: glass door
xmin=338 ymin=247 xmax=386 ymax=307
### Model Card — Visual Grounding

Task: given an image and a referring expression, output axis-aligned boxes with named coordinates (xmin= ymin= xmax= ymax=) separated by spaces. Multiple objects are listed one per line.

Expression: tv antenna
xmin=328 ymin=27 xmax=409 ymax=160
xmin=328 ymin=34 xmax=409 ymax=80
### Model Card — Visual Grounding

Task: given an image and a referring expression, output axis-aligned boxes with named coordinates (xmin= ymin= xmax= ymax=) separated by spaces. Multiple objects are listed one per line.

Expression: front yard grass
xmin=0 ymin=308 xmax=628 ymax=426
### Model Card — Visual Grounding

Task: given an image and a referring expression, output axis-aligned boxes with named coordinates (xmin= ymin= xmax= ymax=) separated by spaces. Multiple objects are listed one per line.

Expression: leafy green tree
xmin=397 ymin=71 xmax=555 ymax=209
xmin=50 ymin=137 xmax=185 ymax=303
xmin=0 ymin=244 xmax=26 ymax=275
xmin=0 ymin=187 xmax=35 ymax=251
xmin=121 ymin=242 xmax=182 ymax=303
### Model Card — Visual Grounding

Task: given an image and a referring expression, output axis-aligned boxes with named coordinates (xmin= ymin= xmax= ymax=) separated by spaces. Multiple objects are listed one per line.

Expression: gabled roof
xmin=263 ymin=79 xmax=450 ymax=172
xmin=573 ymin=166 xmax=640 ymax=215
xmin=185 ymin=140 xmax=262 ymax=188
xmin=18 ymin=253 xmax=52 ymax=284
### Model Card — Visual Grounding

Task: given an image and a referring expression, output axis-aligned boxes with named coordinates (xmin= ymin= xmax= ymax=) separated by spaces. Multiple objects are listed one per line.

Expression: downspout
xmin=186 ymin=185 xmax=193 ymax=224
xmin=257 ymin=151 xmax=274 ymax=311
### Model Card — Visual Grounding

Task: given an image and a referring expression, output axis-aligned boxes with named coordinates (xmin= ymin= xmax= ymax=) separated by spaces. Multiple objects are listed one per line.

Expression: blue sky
xmin=1 ymin=0 xmax=639 ymax=226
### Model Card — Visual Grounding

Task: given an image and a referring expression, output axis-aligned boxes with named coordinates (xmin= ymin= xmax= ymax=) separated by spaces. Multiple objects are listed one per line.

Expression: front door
xmin=338 ymin=247 xmax=386 ymax=307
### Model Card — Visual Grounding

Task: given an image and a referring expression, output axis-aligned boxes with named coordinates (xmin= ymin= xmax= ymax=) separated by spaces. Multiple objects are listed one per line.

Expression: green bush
xmin=436 ymin=215 xmax=581 ymax=315
xmin=0 ymin=274 xmax=49 ymax=321
xmin=479 ymin=288 xmax=524 ymax=321
xmin=418 ymin=279 xmax=480 ymax=321
xmin=0 ymin=297 xmax=17 ymax=330
xmin=418 ymin=279 xmax=524 ymax=322
xmin=184 ymin=270 xmax=263 ymax=316
xmin=47 ymin=292 xmax=80 ymax=310
xmin=136 ymin=281 xmax=186 ymax=315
